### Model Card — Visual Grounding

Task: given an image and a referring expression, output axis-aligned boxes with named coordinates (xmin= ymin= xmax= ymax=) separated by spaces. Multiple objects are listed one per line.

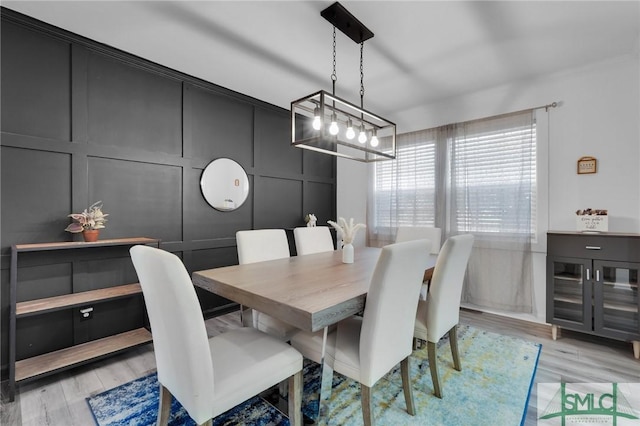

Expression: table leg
xmin=239 ymin=305 xmax=252 ymax=327
xmin=317 ymin=326 xmax=334 ymax=425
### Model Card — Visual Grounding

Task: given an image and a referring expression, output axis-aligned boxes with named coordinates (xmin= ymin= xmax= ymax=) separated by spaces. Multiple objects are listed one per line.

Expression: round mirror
xmin=200 ymin=158 xmax=250 ymax=211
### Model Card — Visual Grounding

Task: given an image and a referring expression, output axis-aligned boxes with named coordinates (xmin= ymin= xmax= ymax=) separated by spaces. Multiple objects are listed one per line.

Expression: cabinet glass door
xmin=547 ymin=257 xmax=592 ymax=331
xmin=594 ymin=261 xmax=639 ymax=339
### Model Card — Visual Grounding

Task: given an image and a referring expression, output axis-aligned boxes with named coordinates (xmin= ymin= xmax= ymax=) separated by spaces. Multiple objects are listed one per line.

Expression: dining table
xmin=192 ymin=245 xmax=437 ymax=424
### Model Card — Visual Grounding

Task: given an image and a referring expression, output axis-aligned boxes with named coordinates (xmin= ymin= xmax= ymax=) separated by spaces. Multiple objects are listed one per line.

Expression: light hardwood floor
xmin=1 ymin=308 xmax=638 ymax=425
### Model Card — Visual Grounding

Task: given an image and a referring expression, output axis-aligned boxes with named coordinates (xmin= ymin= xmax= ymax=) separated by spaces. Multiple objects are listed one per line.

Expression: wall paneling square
xmin=0 ymin=21 xmax=71 ymax=141
xmin=1 ymin=147 xmax=71 ymax=246
xmin=87 ymin=157 xmax=182 ymax=242
xmin=87 ymin=53 xmax=182 ymax=154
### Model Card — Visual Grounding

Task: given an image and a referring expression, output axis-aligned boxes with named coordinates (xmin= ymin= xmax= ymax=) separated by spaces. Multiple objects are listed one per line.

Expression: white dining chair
xmin=290 ymin=239 xmax=431 ymax=426
xmin=395 ymin=226 xmax=441 ymax=254
xmin=130 ymin=245 xmax=303 ymax=426
xmin=396 ymin=226 xmax=441 ymax=283
xmin=236 ymin=229 xmax=298 ymax=341
xmin=293 ymin=226 xmax=334 ymax=255
xmin=413 ymin=234 xmax=474 ymax=398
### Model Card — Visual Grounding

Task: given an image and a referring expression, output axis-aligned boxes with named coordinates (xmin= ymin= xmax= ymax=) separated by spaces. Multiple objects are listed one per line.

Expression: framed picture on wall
xmin=577 ymin=156 xmax=597 ymax=174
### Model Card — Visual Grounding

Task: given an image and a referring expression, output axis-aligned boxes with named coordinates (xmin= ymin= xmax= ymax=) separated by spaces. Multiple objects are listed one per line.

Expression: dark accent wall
xmin=0 ymin=9 xmax=336 ymax=379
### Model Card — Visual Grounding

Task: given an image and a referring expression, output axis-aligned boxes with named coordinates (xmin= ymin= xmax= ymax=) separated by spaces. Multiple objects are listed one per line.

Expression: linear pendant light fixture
xmin=291 ymin=2 xmax=396 ymax=162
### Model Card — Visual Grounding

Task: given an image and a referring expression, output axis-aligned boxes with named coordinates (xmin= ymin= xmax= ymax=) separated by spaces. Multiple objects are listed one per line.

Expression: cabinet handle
xmin=586 ymin=268 xmax=590 ymax=281
xmin=585 ymin=246 xmax=601 ymax=250
xmin=596 ymin=269 xmax=600 ymax=282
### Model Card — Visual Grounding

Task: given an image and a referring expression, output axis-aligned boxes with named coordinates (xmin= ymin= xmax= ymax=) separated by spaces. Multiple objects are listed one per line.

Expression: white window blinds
xmin=371 ymin=129 xmax=437 ymax=244
xmin=451 ymin=116 xmax=536 ymax=235
xmin=371 ymin=113 xmax=536 ymax=239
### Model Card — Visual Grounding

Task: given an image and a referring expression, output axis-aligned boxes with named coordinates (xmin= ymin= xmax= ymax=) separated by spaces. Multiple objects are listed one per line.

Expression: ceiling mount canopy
xmin=320 ymin=2 xmax=374 ymax=44
xmin=291 ymin=2 xmax=396 ymax=163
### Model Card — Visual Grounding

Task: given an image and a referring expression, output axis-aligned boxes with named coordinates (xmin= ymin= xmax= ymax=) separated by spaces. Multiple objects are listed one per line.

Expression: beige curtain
xmin=368 ymin=110 xmax=536 ymax=313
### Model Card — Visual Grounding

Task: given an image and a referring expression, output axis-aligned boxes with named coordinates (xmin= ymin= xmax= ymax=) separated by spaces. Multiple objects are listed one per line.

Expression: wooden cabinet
xmin=8 ymin=237 xmax=160 ymax=401
xmin=547 ymin=232 xmax=639 ymax=359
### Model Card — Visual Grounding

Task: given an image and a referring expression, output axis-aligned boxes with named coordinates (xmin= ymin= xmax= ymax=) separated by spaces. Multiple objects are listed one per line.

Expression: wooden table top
xmin=193 ymin=247 xmax=383 ymax=332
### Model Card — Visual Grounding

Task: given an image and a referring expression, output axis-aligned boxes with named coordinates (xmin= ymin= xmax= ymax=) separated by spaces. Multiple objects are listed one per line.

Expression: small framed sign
xmin=577 ymin=156 xmax=597 ymax=174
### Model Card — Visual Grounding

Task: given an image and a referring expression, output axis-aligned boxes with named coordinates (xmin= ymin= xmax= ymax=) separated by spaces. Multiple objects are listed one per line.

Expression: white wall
xmin=336 ymin=158 xmax=368 ymax=248
xmin=338 ymin=52 xmax=640 ymax=322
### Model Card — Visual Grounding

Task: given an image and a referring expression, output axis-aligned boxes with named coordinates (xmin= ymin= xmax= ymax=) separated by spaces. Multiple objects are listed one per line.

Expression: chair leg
xmin=157 ymin=384 xmax=173 ymax=426
xmin=361 ymin=384 xmax=374 ymax=426
xmin=279 ymin=380 xmax=288 ymax=399
xmin=400 ymin=357 xmax=416 ymax=416
xmin=288 ymin=371 xmax=302 ymax=426
xmin=427 ymin=341 xmax=442 ymax=398
xmin=449 ymin=326 xmax=461 ymax=371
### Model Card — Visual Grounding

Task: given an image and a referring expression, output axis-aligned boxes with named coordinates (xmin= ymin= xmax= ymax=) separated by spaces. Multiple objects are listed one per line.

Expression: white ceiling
xmin=3 ymin=1 xmax=639 ymax=132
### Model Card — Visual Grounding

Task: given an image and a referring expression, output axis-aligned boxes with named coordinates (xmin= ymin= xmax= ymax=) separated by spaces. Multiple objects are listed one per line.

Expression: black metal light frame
xmin=291 ymin=2 xmax=396 ymax=162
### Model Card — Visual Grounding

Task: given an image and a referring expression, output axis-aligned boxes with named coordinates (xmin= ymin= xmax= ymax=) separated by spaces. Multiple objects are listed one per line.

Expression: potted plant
xmin=65 ymin=201 xmax=108 ymax=242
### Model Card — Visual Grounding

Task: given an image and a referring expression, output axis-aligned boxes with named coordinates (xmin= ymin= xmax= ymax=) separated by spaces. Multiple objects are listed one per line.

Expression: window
xmin=369 ymin=110 xmax=537 ymax=313
xmin=374 ymin=143 xmax=436 ymax=226
xmin=370 ymin=111 xmax=537 ymax=240
xmin=451 ymin=119 xmax=536 ymax=236
xmin=372 ymin=130 xmax=437 ymax=239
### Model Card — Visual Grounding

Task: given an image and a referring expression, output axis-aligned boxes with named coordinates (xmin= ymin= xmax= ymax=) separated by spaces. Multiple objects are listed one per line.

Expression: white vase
xmin=342 ymin=243 xmax=354 ymax=264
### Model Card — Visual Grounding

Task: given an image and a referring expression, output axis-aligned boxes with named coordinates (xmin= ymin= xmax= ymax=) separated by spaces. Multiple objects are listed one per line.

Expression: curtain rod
xmin=530 ymin=101 xmax=558 ymax=113
xmin=400 ymin=101 xmax=560 ymax=137
xmin=442 ymin=101 xmax=560 ymax=128
xmin=479 ymin=101 xmax=559 ymax=122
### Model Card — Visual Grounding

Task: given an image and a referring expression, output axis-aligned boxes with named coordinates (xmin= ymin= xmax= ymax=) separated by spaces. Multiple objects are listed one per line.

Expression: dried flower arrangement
xmin=576 ymin=208 xmax=608 ymax=216
xmin=327 ymin=217 xmax=366 ymax=245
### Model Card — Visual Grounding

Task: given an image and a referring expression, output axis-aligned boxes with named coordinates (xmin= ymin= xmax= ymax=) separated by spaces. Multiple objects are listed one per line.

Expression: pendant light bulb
xmin=358 ymin=127 xmax=367 ymax=144
xmin=329 ymin=114 xmax=339 ymax=136
xmin=370 ymin=129 xmax=379 ymax=147
xmin=345 ymin=119 xmax=355 ymax=140
xmin=312 ymin=107 xmax=322 ymax=131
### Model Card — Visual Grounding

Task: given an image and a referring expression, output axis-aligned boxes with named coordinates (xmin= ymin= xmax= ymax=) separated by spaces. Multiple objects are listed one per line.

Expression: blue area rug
xmin=87 ymin=325 xmax=541 ymax=426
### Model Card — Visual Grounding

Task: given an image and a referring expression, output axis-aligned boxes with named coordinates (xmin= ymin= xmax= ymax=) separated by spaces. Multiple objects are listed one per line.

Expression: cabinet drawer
xmin=548 ymin=233 xmax=640 ymax=262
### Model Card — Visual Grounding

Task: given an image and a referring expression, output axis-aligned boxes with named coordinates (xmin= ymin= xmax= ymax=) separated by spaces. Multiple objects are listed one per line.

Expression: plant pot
xmin=342 ymin=243 xmax=354 ymax=264
xmin=83 ymin=229 xmax=100 ymax=242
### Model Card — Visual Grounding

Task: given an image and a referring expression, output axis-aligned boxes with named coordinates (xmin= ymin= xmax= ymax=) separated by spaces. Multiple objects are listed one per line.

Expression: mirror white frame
xmin=200 ymin=158 xmax=250 ymax=212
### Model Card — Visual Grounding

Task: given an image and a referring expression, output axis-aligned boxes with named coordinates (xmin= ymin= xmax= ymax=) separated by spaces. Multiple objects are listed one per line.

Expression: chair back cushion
xmin=426 ymin=234 xmax=474 ymax=341
xmin=395 ymin=226 xmax=442 ymax=254
xmin=293 ymin=226 xmax=334 ymax=255
xmin=236 ymin=229 xmax=290 ymax=264
xmin=359 ymin=239 xmax=431 ymax=385
xmin=130 ymin=245 xmax=214 ymax=418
